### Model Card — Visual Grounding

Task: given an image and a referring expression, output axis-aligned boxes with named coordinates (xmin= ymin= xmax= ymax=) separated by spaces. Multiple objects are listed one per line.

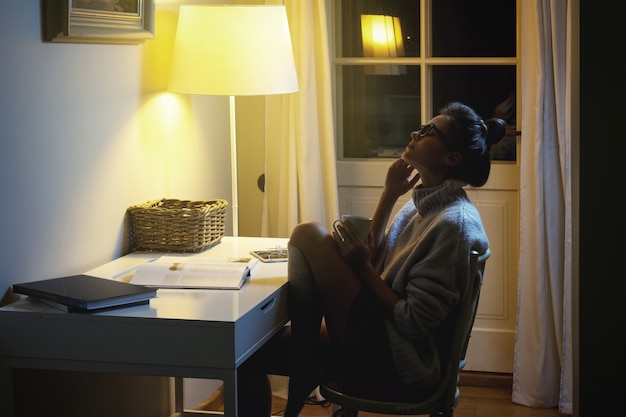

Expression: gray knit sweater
xmin=375 ymin=178 xmax=489 ymax=388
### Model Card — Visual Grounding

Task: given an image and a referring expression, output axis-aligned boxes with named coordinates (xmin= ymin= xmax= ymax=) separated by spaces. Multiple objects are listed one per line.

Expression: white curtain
xmin=513 ymin=0 xmax=574 ymax=414
xmin=262 ymin=0 xmax=339 ymax=237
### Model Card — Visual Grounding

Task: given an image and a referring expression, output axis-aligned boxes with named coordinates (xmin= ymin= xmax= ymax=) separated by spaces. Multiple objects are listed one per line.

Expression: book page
xmin=130 ymin=256 xmax=259 ymax=289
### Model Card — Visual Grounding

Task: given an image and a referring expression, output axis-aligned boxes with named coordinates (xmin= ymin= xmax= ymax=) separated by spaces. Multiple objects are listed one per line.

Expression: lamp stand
xmin=229 ymin=95 xmax=239 ymax=237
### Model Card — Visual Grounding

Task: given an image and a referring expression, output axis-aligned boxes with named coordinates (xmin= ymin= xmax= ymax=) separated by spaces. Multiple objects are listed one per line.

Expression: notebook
xmin=12 ymin=274 xmax=157 ymax=313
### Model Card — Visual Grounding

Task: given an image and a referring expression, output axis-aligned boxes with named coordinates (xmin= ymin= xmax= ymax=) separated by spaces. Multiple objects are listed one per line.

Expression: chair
xmin=319 ymin=249 xmax=490 ymax=417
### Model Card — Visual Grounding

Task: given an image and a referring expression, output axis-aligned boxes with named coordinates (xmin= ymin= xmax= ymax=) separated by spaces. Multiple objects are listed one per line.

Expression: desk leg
xmin=222 ymin=370 xmax=238 ymax=417
xmin=0 ymin=361 xmax=14 ymax=417
xmin=173 ymin=377 xmax=184 ymax=415
xmin=170 ymin=374 xmax=237 ymax=417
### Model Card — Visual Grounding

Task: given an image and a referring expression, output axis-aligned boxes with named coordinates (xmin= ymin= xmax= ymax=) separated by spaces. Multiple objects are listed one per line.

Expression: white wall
xmin=0 ymin=0 xmax=234 ymax=296
xmin=0 ymin=1 xmax=236 ymax=414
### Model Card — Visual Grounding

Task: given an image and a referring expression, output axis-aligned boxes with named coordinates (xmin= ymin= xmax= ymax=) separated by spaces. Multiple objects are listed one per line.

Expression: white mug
xmin=333 ymin=214 xmax=372 ymax=242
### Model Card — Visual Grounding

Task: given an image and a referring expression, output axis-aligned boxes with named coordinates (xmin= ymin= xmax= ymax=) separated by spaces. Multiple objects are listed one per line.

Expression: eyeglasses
xmin=414 ymin=124 xmax=450 ymax=142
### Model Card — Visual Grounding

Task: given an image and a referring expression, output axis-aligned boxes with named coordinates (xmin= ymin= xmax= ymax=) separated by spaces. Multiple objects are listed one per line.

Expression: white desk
xmin=0 ymin=236 xmax=290 ymax=417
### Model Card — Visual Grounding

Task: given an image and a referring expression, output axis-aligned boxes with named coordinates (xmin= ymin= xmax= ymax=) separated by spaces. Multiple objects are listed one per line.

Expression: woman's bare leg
xmin=284 ymin=222 xmax=363 ymax=416
xmin=288 ymin=221 xmax=363 ymax=342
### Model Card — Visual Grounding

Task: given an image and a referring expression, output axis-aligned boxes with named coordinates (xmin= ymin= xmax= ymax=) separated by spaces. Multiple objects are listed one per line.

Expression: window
xmin=334 ymin=0 xmax=518 ymax=160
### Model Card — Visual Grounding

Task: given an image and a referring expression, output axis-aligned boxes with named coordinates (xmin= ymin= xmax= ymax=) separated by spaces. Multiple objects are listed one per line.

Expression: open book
xmin=129 ymin=256 xmax=260 ymax=289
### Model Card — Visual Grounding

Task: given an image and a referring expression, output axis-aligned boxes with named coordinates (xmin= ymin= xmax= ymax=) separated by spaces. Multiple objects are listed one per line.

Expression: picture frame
xmin=42 ymin=0 xmax=155 ymax=44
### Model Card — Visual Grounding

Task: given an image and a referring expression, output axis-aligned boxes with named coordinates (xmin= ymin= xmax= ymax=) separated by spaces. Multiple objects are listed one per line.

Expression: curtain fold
xmin=262 ymin=0 xmax=339 ymax=237
xmin=514 ymin=0 xmax=573 ymax=413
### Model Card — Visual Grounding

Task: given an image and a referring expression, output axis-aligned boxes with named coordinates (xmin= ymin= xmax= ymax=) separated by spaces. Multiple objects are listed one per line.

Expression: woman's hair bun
xmin=484 ymin=117 xmax=507 ymax=147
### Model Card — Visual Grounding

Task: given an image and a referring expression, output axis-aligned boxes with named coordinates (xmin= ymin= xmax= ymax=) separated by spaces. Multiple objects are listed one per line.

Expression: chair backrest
xmin=439 ymin=248 xmax=490 ymax=414
xmin=319 ymin=248 xmax=490 ymax=416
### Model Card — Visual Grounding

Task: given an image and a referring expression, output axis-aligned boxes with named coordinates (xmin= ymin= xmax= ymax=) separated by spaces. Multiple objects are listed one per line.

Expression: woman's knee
xmin=289 ymin=221 xmax=329 ymax=250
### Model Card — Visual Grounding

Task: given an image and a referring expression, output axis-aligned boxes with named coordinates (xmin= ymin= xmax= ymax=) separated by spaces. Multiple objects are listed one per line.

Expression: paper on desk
xmin=129 ymin=256 xmax=259 ymax=289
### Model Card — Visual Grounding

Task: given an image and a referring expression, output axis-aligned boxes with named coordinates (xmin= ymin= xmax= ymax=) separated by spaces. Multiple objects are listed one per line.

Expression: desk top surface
xmin=1 ymin=236 xmax=289 ymax=323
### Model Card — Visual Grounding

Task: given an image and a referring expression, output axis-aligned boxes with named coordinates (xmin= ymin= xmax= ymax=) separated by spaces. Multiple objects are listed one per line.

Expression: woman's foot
xmin=283 ymin=371 xmax=320 ymax=417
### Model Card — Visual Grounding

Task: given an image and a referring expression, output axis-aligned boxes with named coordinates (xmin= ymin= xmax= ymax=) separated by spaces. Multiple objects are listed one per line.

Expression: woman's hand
xmin=334 ymin=220 xmax=401 ymax=313
xmin=384 ymin=159 xmax=420 ymax=199
xmin=332 ymin=220 xmax=373 ymax=272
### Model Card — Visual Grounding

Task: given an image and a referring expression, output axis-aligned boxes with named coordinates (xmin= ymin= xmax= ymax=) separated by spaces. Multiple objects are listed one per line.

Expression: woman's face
xmin=401 ymin=114 xmax=455 ymax=173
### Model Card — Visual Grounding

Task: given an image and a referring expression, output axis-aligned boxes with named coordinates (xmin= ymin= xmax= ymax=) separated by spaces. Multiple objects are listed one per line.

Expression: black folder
xmin=13 ymin=274 xmax=157 ymax=313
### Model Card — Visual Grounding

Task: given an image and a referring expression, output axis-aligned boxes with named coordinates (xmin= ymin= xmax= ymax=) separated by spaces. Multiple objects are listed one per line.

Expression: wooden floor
xmin=269 ymin=386 xmax=569 ymax=417
xmin=199 ymin=373 xmax=570 ymax=417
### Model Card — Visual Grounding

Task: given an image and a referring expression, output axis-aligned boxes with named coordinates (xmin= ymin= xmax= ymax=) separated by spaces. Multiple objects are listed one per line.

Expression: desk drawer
xmin=0 ymin=288 xmax=288 ymax=371
xmin=234 ymin=285 xmax=288 ymax=365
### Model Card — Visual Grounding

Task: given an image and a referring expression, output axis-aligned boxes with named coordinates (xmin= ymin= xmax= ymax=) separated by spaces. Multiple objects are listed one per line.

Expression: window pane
xmin=341 ymin=0 xmax=420 ymax=57
xmin=432 ymin=0 xmax=516 ymax=57
xmin=336 ymin=1 xmax=518 ymax=161
xmin=341 ymin=65 xmax=421 ymax=158
xmin=433 ymin=65 xmax=517 ymax=160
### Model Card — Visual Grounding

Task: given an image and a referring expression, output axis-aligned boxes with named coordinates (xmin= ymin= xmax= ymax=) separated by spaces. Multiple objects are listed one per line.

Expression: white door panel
xmin=337 ymin=160 xmax=519 ymax=373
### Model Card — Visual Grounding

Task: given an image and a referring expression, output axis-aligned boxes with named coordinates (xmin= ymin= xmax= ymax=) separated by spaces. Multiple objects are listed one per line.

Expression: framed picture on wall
xmin=42 ymin=0 xmax=155 ymax=44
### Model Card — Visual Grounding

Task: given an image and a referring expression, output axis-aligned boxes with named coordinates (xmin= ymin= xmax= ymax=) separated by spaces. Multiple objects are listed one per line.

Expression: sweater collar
xmin=412 ymin=178 xmax=468 ymax=217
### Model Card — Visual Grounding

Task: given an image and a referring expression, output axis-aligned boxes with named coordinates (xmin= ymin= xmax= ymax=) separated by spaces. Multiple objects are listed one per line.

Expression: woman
xmin=238 ymin=102 xmax=506 ymax=416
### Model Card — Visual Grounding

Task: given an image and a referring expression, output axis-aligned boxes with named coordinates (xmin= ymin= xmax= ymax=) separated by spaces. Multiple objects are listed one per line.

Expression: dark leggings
xmin=333 ymin=289 xmax=424 ymax=402
xmin=237 ymin=291 xmax=428 ymax=416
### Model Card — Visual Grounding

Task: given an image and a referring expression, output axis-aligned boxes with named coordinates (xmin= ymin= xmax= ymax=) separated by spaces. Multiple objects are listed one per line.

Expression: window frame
xmin=331 ymin=0 xmax=520 ymax=161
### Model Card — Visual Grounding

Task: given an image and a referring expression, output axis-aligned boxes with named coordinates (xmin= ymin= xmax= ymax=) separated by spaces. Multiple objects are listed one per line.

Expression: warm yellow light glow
xmin=139 ymin=93 xmax=190 ymax=149
xmin=141 ymin=9 xmax=178 ymax=93
xmin=168 ymin=5 xmax=299 ymax=237
xmin=151 ymin=93 xmax=186 ymax=133
xmin=169 ymin=5 xmax=299 ymax=96
xmin=392 ymin=16 xmax=406 ymax=57
xmin=361 ymin=14 xmax=406 ymax=75
xmin=371 ymin=17 xmax=390 ymax=45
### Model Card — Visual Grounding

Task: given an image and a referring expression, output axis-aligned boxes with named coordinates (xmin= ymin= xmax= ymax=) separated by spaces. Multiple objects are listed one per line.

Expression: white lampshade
xmin=169 ymin=5 xmax=299 ymax=96
xmin=168 ymin=5 xmax=299 ymax=237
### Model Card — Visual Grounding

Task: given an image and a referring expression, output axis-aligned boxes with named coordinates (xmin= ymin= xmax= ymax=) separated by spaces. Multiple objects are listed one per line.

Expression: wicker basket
xmin=128 ymin=198 xmax=228 ymax=253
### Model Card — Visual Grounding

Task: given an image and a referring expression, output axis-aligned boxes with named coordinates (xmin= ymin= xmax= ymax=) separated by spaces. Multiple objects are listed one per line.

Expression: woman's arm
xmin=370 ymin=159 xmax=419 ymax=256
xmin=332 ymin=159 xmax=419 ymax=316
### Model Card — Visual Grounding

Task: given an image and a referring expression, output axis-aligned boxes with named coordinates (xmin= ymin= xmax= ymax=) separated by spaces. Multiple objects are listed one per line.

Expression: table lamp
xmin=169 ymin=5 xmax=299 ymax=236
